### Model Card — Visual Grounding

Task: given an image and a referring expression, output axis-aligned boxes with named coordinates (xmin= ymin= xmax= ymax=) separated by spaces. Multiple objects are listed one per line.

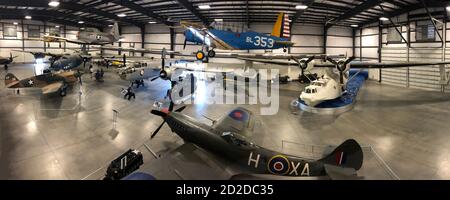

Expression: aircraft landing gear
xmin=207 ymin=49 xmax=216 ymax=58
xmin=196 ymin=50 xmax=205 ymax=61
xmin=59 ymin=88 xmax=67 ymax=97
xmin=283 ymin=48 xmax=287 ymax=53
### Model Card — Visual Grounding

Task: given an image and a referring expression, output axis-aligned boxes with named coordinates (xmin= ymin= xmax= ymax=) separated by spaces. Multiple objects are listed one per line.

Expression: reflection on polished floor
xmin=1 ymin=64 xmax=450 ymax=179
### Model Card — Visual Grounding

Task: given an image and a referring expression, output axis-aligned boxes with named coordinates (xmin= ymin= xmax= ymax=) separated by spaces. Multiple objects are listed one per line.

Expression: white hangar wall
xmin=356 ymin=8 xmax=450 ymax=93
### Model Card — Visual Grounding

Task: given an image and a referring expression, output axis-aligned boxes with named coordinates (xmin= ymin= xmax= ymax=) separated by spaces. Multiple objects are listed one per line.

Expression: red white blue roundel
xmin=267 ymin=155 xmax=290 ymax=175
xmin=228 ymin=109 xmax=249 ymax=121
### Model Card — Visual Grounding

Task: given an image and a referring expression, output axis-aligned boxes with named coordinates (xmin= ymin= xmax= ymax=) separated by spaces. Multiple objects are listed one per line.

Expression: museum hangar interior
xmin=0 ymin=0 xmax=449 ymax=180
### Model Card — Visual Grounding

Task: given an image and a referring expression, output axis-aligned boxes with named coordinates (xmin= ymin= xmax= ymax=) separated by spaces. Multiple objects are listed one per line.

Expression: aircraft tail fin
xmin=5 ymin=73 xmax=19 ymax=86
xmin=271 ymin=12 xmax=291 ymax=38
xmin=111 ymin=22 xmax=120 ymax=41
xmin=319 ymin=139 xmax=363 ymax=170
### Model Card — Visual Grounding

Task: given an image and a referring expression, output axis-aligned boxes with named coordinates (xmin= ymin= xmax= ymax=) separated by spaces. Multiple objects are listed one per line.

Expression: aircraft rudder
xmin=111 ymin=22 xmax=120 ymax=40
xmin=319 ymin=139 xmax=364 ymax=170
xmin=271 ymin=12 xmax=291 ymax=38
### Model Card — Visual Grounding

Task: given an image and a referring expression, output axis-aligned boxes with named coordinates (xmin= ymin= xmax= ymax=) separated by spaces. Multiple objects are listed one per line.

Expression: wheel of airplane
xmin=196 ymin=51 xmax=205 ymax=60
xmin=283 ymin=48 xmax=287 ymax=53
xmin=207 ymin=50 xmax=216 ymax=57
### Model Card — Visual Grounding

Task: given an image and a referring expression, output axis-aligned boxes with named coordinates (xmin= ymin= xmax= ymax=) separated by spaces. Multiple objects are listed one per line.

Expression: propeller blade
xmin=175 ymin=106 xmax=186 ymax=112
xmin=345 ymin=56 xmax=355 ymax=65
xmin=150 ymin=110 xmax=168 ymax=117
xmin=123 ymin=54 xmax=126 ymax=66
xmin=150 ymin=120 xmax=166 ymax=139
xmin=150 ymin=76 xmax=159 ymax=81
xmin=300 ymin=68 xmax=304 ymax=76
xmin=183 ymin=38 xmax=187 ymax=50
xmin=326 ymin=57 xmax=338 ymax=65
xmin=305 ymin=55 xmax=315 ymax=63
xmin=339 ymin=71 xmax=344 ymax=85
xmin=169 ymin=101 xmax=174 ymax=112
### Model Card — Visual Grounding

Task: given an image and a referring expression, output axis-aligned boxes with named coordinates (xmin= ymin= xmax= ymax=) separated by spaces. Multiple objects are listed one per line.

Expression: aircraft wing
xmin=211 ymin=107 xmax=255 ymax=138
xmin=314 ymin=61 xmax=450 ymax=68
xmin=44 ymin=35 xmax=90 ymax=45
xmin=138 ymin=143 xmax=234 ymax=180
xmin=13 ymin=50 xmax=68 ymax=58
xmin=274 ymin=40 xmax=294 ymax=46
xmin=41 ymin=82 xmax=64 ymax=94
xmin=323 ymin=164 xmax=363 ymax=180
xmin=231 ymin=54 xmax=345 ymax=66
xmin=96 ymin=46 xmax=181 ymax=55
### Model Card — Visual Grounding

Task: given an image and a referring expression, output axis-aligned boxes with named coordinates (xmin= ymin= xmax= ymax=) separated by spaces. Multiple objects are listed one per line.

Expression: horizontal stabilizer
xmin=324 ymin=164 xmax=363 ymax=180
xmin=274 ymin=40 xmax=294 ymax=46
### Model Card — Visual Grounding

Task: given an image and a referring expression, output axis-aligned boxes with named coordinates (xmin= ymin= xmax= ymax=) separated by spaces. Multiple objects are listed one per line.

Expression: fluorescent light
xmin=296 ymin=5 xmax=308 ymax=9
xmin=80 ymin=27 xmax=85 ymax=30
xmin=13 ymin=22 xmax=18 ymax=25
xmin=214 ymin=19 xmax=223 ymax=22
xmin=148 ymin=21 xmax=157 ymax=24
xmin=25 ymin=15 xmax=32 ymax=20
xmin=48 ymin=1 xmax=60 ymax=7
xmin=78 ymin=21 xmax=84 ymax=24
xmin=379 ymin=17 xmax=389 ymax=21
xmin=108 ymin=24 xmax=113 ymax=27
xmin=447 ymin=6 xmax=450 ymax=11
xmin=351 ymin=24 xmax=358 ymax=27
xmin=55 ymin=25 xmax=60 ymax=28
xmin=198 ymin=5 xmax=211 ymax=9
xmin=117 ymin=13 xmax=127 ymax=17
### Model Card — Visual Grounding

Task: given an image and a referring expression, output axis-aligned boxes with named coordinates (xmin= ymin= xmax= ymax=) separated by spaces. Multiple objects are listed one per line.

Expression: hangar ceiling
xmin=0 ymin=0 xmax=449 ymax=29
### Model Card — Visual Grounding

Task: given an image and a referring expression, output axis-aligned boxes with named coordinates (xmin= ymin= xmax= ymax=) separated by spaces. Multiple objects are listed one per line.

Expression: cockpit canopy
xmin=221 ymin=132 xmax=253 ymax=147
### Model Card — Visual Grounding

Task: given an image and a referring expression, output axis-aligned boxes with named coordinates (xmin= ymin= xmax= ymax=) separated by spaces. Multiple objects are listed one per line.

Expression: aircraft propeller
xmin=150 ymin=48 xmax=171 ymax=81
xmin=326 ymin=56 xmax=355 ymax=85
xmin=292 ymin=55 xmax=315 ymax=76
xmin=150 ymin=101 xmax=186 ymax=139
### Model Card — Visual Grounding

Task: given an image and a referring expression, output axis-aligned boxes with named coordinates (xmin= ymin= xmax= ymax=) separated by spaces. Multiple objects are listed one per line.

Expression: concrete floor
xmin=0 ymin=64 xmax=450 ymax=180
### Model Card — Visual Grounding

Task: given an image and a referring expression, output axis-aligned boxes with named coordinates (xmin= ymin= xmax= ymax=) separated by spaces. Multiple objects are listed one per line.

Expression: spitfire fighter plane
xmin=148 ymin=103 xmax=364 ymax=179
xmin=4 ymin=71 xmax=80 ymax=96
xmin=300 ymin=57 xmax=450 ymax=106
xmin=181 ymin=12 xmax=294 ymax=60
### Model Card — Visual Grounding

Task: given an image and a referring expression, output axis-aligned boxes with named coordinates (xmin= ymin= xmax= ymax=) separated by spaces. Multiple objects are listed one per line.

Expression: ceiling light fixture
xmin=296 ymin=5 xmax=308 ymax=9
xmin=117 ymin=13 xmax=127 ymax=17
xmin=198 ymin=5 xmax=211 ymax=9
xmin=55 ymin=25 xmax=60 ymax=28
xmin=214 ymin=19 xmax=223 ymax=22
xmin=48 ymin=1 xmax=60 ymax=7
xmin=108 ymin=24 xmax=113 ymax=27
xmin=78 ymin=21 xmax=84 ymax=24
xmin=25 ymin=16 xmax=32 ymax=20
xmin=446 ymin=6 xmax=450 ymax=11
xmin=351 ymin=24 xmax=358 ymax=27
xmin=148 ymin=21 xmax=157 ymax=24
xmin=379 ymin=17 xmax=389 ymax=21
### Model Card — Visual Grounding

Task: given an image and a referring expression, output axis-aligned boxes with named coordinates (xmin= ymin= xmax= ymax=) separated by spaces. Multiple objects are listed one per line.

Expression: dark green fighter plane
xmin=149 ymin=103 xmax=364 ymax=179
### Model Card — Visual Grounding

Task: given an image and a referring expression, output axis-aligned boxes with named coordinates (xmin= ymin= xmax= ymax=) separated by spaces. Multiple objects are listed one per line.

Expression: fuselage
xmin=184 ymin=28 xmax=291 ymax=50
xmin=50 ymin=55 xmax=83 ymax=71
xmin=77 ymin=31 xmax=116 ymax=45
xmin=300 ymin=74 xmax=344 ymax=107
xmin=163 ymin=112 xmax=327 ymax=177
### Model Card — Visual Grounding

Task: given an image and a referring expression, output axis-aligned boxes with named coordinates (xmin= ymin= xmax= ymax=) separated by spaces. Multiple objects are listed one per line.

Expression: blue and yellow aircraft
xmin=181 ymin=12 xmax=294 ymax=60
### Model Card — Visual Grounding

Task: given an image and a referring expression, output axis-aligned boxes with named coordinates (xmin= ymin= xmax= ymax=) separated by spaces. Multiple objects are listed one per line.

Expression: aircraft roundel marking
xmin=267 ymin=155 xmax=290 ymax=175
xmin=228 ymin=109 xmax=248 ymax=121
xmin=140 ymin=69 xmax=144 ymax=76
